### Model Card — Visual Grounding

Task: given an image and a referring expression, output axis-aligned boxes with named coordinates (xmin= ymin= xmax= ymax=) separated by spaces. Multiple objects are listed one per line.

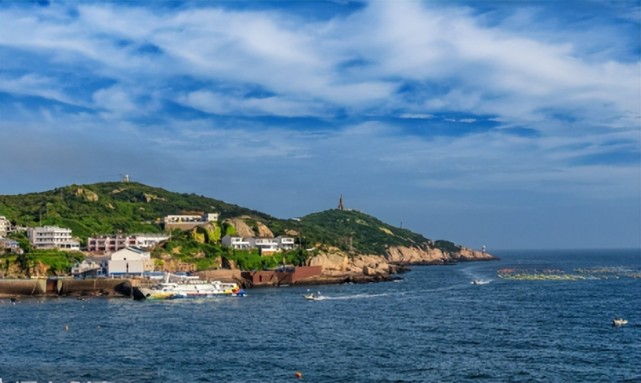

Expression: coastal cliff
xmin=303 ymin=244 xmax=496 ymax=283
xmin=386 ymin=245 xmax=494 ymax=264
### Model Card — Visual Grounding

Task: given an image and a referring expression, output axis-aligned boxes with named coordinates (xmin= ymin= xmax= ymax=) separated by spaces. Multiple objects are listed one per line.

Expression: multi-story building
xmin=221 ymin=235 xmax=296 ymax=255
xmin=276 ymin=236 xmax=296 ymax=251
xmin=248 ymin=237 xmax=280 ymax=255
xmin=27 ymin=226 xmax=80 ymax=251
xmin=163 ymin=212 xmax=219 ymax=231
xmin=0 ymin=216 xmax=11 ymax=237
xmin=221 ymin=235 xmax=251 ymax=250
xmin=87 ymin=234 xmax=170 ymax=253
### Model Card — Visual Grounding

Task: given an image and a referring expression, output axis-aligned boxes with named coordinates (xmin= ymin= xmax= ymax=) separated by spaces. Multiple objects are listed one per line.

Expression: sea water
xmin=0 ymin=249 xmax=639 ymax=382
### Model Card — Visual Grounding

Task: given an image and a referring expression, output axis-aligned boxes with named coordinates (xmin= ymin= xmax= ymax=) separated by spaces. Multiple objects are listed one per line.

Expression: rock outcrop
xmin=303 ymin=244 xmax=496 ymax=284
xmin=225 ymin=218 xmax=255 ymax=237
xmin=306 ymin=247 xmax=395 ymax=281
xmin=386 ymin=245 xmax=495 ymax=264
xmin=225 ymin=217 xmax=274 ymax=238
xmin=255 ymin=221 xmax=274 ymax=238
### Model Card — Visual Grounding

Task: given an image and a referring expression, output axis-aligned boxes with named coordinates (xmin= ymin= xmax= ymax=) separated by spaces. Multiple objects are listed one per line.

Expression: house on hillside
xmin=163 ymin=212 xmax=219 ymax=231
xmin=27 ymin=226 xmax=80 ymax=251
xmin=221 ymin=235 xmax=296 ymax=255
xmin=276 ymin=236 xmax=295 ymax=251
xmin=248 ymin=237 xmax=279 ymax=255
xmin=221 ymin=235 xmax=251 ymax=250
xmin=87 ymin=233 xmax=169 ymax=253
xmin=0 ymin=216 xmax=11 ymax=237
xmin=0 ymin=238 xmax=22 ymax=254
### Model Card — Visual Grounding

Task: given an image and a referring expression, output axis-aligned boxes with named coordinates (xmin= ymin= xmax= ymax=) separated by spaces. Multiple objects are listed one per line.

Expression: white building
xmin=0 ymin=216 xmax=10 ymax=237
xmin=107 ymin=247 xmax=154 ymax=276
xmin=221 ymin=235 xmax=296 ymax=254
xmin=163 ymin=212 xmax=219 ymax=230
xmin=221 ymin=235 xmax=251 ymax=250
xmin=276 ymin=236 xmax=296 ymax=250
xmin=27 ymin=226 xmax=80 ymax=251
xmin=248 ymin=237 xmax=280 ymax=254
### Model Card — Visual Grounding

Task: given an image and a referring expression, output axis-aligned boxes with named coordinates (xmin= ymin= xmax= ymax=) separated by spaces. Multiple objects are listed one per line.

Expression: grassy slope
xmin=0 ymin=182 xmax=460 ymax=255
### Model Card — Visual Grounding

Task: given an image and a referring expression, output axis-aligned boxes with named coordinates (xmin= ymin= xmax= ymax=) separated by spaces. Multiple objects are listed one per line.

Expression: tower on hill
xmin=338 ymin=194 xmax=344 ymax=211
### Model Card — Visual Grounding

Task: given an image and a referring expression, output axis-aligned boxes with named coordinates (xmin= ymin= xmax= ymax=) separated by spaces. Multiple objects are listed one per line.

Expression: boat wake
xmin=460 ymin=267 xmax=492 ymax=286
xmin=316 ymin=292 xmax=394 ymax=300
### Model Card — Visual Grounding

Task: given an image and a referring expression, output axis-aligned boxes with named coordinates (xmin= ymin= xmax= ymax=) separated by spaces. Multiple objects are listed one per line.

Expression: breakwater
xmin=0 ymin=278 xmax=147 ymax=298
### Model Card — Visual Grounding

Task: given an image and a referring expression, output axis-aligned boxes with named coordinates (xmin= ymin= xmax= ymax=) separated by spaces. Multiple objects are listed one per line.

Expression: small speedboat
xmin=612 ymin=318 xmax=628 ymax=327
xmin=304 ymin=292 xmax=323 ymax=301
xmin=471 ymin=279 xmax=490 ymax=285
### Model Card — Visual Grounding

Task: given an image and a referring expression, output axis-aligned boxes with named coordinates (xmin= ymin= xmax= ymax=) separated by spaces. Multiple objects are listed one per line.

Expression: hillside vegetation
xmin=0 ymin=182 xmax=462 ymax=257
xmin=0 ymin=182 xmax=272 ymax=241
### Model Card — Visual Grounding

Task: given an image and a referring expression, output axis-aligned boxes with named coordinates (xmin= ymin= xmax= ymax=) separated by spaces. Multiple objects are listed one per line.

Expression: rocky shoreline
xmin=0 ymin=246 xmax=496 ymax=297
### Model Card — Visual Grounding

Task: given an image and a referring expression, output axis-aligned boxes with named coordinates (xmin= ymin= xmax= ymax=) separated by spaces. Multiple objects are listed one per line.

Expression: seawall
xmin=0 ymin=278 xmax=145 ymax=298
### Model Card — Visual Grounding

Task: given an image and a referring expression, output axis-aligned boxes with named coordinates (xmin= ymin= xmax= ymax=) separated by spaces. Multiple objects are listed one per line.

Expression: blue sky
xmin=0 ymin=0 xmax=639 ymax=250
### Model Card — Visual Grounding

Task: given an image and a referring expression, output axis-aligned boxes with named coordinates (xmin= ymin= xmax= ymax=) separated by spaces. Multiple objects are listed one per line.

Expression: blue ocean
xmin=1 ymin=249 xmax=639 ymax=382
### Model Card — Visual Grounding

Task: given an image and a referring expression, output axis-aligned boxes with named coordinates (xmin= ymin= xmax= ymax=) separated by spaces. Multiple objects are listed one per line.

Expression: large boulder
xmin=386 ymin=246 xmax=448 ymax=264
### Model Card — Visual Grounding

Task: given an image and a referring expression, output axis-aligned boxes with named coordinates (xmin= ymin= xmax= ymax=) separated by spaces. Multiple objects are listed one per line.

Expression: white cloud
xmin=0 ymin=74 xmax=81 ymax=106
xmin=1 ymin=1 xmax=637 ymax=129
xmin=179 ymin=90 xmax=331 ymax=117
xmin=93 ymin=86 xmax=138 ymax=114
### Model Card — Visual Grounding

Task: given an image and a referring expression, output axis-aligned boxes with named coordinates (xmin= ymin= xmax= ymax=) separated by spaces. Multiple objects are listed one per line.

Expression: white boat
xmin=612 ymin=318 xmax=628 ymax=327
xmin=140 ymin=274 xmax=245 ymax=300
xmin=471 ymin=279 xmax=490 ymax=285
xmin=304 ymin=291 xmax=323 ymax=301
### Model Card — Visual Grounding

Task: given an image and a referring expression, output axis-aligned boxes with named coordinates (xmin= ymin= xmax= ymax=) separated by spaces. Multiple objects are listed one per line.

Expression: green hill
xmin=0 ymin=181 xmax=460 ymax=255
xmin=0 ymin=182 xmax=272 ymax=241
xmin=298 ymin=209 xmax=438 ymax=255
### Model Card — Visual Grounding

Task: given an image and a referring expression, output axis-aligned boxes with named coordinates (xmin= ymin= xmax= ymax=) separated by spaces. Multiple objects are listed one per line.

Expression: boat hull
xmin=140 ymin=280 xmax=246 ymax=300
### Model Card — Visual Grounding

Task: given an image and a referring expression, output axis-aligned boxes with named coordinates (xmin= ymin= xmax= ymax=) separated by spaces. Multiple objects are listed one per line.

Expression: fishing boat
xmin=140 ymin=274 xmax=245 ymax=300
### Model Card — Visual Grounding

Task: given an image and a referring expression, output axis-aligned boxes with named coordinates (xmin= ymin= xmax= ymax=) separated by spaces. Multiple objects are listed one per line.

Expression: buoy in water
xmin=295 ymin=371 xmax=302 ymax=379
xmin=64 ymin=324 xmax=69 ymax=331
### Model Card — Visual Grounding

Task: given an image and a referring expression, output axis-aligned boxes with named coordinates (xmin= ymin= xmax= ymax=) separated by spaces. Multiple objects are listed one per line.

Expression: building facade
xmin=27 ymin=226 xmax=80 ymax=251
xmin=163 ymin=212 xmax=219 ymax=231
xmin=221 ymin=235 xmax=251 ymax=250
xmin=87 ymin=234 xmax=169 ymax=253
xmin=247 ymin=237 xmax=279 ymax=255
xmin=107 ymin=247 xmax=155 ymax=276
xmin=0 ymin=216 xmax=10 ymax=237
xmin=221 ymin=235 xmax=296 ymax=254
xmin=71 ymin=258 xmax=107 ymax=278
xmin=0 ymin=238 xmax=22 ymax=254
